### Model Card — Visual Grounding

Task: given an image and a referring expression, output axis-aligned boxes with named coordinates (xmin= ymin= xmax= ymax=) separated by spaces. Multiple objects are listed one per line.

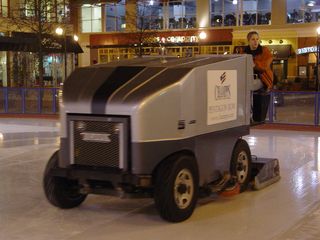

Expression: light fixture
xmin=317 ymin=26 xmax=320 ymax=35
xmin=55 ymin=27 xmax=63 ymax=35
xmin=279 ymin=39 xmax=283 ymax=44
xmin=199 ymin=31 xmax=207 ymax=40
xmin=55 ymin=26 xmax=67 ymax=82
xmin=308 ymin=1 xmax=316 ymax=7
xmin=73 ymin=35 xmax=79 ymax=41
xmin=268 ymin=40 xmax=273 ymax=44
xmin=232 ymin=0 xmax=237 ymax=5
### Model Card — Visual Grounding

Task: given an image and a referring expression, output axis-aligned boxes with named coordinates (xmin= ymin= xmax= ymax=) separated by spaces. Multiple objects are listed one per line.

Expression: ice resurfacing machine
xmin=43 ymin=55 xmax=280 ymax=222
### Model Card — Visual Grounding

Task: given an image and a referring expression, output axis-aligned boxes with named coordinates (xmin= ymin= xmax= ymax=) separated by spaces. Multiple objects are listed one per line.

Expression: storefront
xmin=296 ymin=37 xmax=318 ymax=91
xmin=88 ymin=29 xmax=233 ymax=64
xmin=0 ymin=32 xmax=83 ymax=87
xmin=268 ymin=44 xmax=292 ymax=86
xmin=0 ymin=51 xmax=6 ymax=87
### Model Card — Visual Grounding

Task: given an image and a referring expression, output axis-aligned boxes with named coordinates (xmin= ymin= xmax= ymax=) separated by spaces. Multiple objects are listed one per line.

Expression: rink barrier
xmin=0 ymin=87 xmax=59 ymax=115
xmin=268 ymin=91 xmax=318 ymax=126
xmin=0 ymin=88 xmax=319 ymax=125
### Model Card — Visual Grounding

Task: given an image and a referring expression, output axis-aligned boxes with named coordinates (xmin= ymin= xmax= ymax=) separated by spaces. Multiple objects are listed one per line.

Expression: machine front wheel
xmin=43 ymin=150 xmax=87 ymax=209
xmin=230 ymin=139 xmax=252 ymax=192
xmin=154 ymin=153 xmax=199 ymax=222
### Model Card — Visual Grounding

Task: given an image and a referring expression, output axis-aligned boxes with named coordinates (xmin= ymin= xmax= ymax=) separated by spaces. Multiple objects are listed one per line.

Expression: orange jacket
xmin=252 ymin=46 xmax=274 ymax=89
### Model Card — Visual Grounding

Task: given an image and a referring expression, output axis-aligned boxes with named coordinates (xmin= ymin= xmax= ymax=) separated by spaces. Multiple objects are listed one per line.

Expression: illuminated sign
xmin=297 ymin=46 xmax=317 ymax=54
xmin=155 ymin=36 xmax=198 ymax=43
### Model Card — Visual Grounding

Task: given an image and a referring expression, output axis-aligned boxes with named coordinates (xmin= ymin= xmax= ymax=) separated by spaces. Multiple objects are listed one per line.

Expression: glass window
xmin=210 ymin=0 xmax=271 ymax=27
xmin=210 ymin=0 xmax=238 ymax=27
xmin=0 ymin=0 xmax=8 ymax=17
xmin=243 ymin=0 xmax=257 ymax=25
xmin=0 ymin=52 xmax=7 ymax=87
xmin=211 ymin=0 xmax=223 ymax=26
xmin=19 ymin=0 xmax=70 ymax=22
xmin=106 ymin=0 xmax=126 ymax=32
xmin=185 ymin=0 xmax=196 ymax=28
xmin=57 ymin=0 xmax=70 ymax=23
xmin=168 ymin=0 xmax=196 ymax=29
xmin=287 ymin=0 xmax=319 ymax=23
xmin=243 ymin=0 xmax=271 ymax=25
xmin=137 ymin=0 xmax=163 ymax=30
xmin=23 ymin=1 xmax=35 ymax=17
xmin=224 ymin=0 xmax=238 ymax=26
xmin=257 ymin=0 xmax=271 ymax=25
xmin=80 ymin=4 xmax=102 ymax=33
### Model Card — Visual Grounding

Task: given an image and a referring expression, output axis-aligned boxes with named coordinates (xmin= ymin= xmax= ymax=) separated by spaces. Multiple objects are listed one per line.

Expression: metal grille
xmin=72 ymin=120 xmax=122 ymax=168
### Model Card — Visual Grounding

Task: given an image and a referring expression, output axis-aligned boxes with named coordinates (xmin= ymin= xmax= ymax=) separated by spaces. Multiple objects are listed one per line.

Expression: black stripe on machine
xmin=91 ymin=66 xmax=145 ymax=114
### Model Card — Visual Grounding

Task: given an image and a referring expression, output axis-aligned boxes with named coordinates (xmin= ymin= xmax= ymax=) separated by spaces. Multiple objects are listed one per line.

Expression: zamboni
xmin=43 ymin=55 xmax=280 ymax=222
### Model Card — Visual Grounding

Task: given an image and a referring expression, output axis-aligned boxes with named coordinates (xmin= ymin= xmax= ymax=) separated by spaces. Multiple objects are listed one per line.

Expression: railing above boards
xmin=268 ymin=90 xmax=319 ymax=125
xmin=0 ymin=88 xmax=319 ymax=126
xmin=0 ymin=87 xmax=60 ymax=114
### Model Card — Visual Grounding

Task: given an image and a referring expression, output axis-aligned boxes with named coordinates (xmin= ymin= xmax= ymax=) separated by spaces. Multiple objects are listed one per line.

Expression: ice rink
xmin=1 ymin=118 xmax=320 ymax=240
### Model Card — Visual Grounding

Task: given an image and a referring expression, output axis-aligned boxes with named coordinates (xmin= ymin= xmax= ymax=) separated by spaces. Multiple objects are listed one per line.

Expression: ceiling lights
xmin=308 ymin=1 xmax=316 ymax=7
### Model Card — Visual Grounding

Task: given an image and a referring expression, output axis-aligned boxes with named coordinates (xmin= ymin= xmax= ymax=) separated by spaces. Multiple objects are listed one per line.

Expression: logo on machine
xmin=215 ymin=72 xmax=231 ymax=100
xmin=80 ymin=132 xmax=111 ymax=143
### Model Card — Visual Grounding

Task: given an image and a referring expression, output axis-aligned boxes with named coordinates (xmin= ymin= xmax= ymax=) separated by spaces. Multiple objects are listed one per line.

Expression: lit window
xmin=81 ymin=4 xmax=102 ymax=33
xmin=0 ymin=0 xmax=8 ymax=17
xmin=135 ymin=0 xmax=164 ymax=30
xmin=287 ymin=0 xmax=315 ymax=23
xmin=210 ymin=0 xmax=271 ymax=27
xmin=106 ymin=0 xmax=126 ymax=32
xmin=168 ymin=0 xmax=196 ymax=29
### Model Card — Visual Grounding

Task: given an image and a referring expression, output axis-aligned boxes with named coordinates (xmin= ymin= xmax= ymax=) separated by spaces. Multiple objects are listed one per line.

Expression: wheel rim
xmin=236 ymin=151 xmax=249 ymax=184
xmin=174 ymin=169 xmax=194 ymax=209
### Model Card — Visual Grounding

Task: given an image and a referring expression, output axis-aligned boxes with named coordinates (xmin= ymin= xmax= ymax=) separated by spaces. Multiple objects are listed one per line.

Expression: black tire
xmin=230 ymin=139 xmax=252 ymax=192
xmin=43 ymin=150 xmax=87 ymax=209
xmin=154 ymin=153 xmax=199 ymax=222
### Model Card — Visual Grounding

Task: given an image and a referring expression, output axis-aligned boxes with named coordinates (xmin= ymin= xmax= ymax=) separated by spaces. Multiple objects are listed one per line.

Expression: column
xmin=271 ymin=0 xmax=287 ymax=25
xmin=126 ymin=0 xmax=137 ymax=31
xmin=196 ymin=0 xmax=210 ymax=28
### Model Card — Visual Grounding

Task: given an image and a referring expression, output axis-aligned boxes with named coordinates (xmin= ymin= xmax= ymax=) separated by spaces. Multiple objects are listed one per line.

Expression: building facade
xmin=72 ymin=0 xmax=320 ymax=91
xmin=0 ymin=0 xmax=82 ymax=87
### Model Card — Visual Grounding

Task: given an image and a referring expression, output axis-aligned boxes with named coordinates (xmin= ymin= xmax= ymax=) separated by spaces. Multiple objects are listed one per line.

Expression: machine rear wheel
xmin=43 ymin=150 xmax=87 ymax=209
xmin=230 ymin=139 xmax=252 ymax=192
xmin=154 ymin=153 xmax=199 ymax=222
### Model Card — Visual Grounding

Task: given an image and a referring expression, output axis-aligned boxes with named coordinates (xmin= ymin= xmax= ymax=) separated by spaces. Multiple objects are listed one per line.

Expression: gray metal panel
xmin=126 ymin=55 xmax=251 ymax=142
xmin=59 ymin=137 xmax=70 ymax=168
xmin=63 ymin=55 xmax=252 ymax=142
xmin=108 ymin=67 xmax=166 ymax=104
xmin=131 ymin=125 xmax=249 ymax=184
xmin=123 ymin=67 xmax=192 ymax=104
xmin=191 ymin=56 xmax=250 ymax=135
xmin=91 ymin=66 xmax=145 ymax=114
xmin=91 ymin=56 xmax=236 ymax=68
xmin=63 ymin=67 xmax=115 ymax=113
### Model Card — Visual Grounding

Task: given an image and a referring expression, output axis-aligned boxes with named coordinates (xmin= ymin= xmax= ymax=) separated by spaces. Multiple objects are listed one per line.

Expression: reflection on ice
xmin=1 ymin=125 xmax=320 ymax=240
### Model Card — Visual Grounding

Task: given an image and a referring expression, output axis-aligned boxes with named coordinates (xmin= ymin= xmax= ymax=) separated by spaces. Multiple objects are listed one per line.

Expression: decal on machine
xmin=207 ymin=70 xmax=237 ymax=125
xmin=80 ymin=132 xmax=112 ymax=143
